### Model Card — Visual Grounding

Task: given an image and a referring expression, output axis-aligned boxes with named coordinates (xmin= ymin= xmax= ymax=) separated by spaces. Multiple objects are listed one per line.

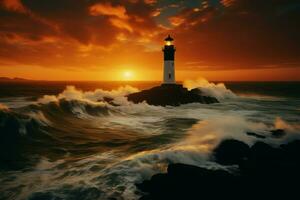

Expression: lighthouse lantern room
xmin=162 ymin=35 xmax=176 ymax=84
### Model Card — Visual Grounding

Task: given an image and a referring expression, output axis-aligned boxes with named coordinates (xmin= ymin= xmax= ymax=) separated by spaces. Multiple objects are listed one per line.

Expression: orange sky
xmin=0 ymin=0 xmax=300 ymax=81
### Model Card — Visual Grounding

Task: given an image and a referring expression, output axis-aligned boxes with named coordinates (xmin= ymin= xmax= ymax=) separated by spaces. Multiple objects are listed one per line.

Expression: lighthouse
xmin=127 ymin=35 xmax=219 ymax=105
xmin=162 ymin=35 xmax=176 ymax=84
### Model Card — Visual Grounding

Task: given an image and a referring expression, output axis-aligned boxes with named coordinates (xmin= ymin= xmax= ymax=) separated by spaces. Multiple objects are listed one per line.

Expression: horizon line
xmin=1 ymin=78 xmax=300 ymax=82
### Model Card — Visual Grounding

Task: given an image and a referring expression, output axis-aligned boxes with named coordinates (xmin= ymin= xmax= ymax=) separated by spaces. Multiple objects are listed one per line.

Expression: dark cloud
xmin=0 ymin=0 xmax=299 ymax=71
xmin=171 ymin=0 xmax=300 ymax=69
xmin=20 ymin=0 xmax=119 ymax=45
xmin=0 ymin=0 xmax=160 ymax=68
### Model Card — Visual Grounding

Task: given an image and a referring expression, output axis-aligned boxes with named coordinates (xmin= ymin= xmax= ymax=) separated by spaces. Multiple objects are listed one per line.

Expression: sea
xmin=0 ymin=80 xmax=299 ymax=200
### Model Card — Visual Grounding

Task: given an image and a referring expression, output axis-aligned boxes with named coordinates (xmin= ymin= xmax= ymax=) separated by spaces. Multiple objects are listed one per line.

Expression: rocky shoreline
xmin=136 ymin=134 xmax=300 ymax=199
xmin=127 ymin=84 xmax=218 ymax=106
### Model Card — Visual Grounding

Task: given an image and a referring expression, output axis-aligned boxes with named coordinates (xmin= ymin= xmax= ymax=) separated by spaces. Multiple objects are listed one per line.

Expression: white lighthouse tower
xmin=162 ymin=35 xmax=176 ymax=84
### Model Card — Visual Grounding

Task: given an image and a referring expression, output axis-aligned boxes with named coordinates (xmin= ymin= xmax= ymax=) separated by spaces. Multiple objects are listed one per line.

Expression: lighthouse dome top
xmin=164 ymin=35 xmax=174 ymax=41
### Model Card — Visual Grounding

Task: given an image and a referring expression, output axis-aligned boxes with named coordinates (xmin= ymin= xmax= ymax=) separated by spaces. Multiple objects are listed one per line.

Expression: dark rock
xmin=103 ymin=97 xmax=113 ymax=102
xmin=127 ymin=84 xmax=218 ymax=106
xmin=213 ymin=139 xmax=250 ymax=165
xmin=270 ymin=129 xmax=286 ymax=138
xmin=280 ymin=140 xmax=300 ymax=156
xmin=240 ymin=142 xmax=285 ymax=175
xmin=250 ymin=142 xmax=282 ymax=161
xmin=102 ymin=97 xmax=120 ymax=106
xmin=245 ymin=129 xmax=286 ymax=139
xmin=137 ymin=139 xmax=300 ymax=199
xmin=246 ymin=132 xmax=266 ymax=139
xmin=280 ymin=140 xmax=300 ymax=164
xmin=137 ymin=163 xmax=236 ymax=200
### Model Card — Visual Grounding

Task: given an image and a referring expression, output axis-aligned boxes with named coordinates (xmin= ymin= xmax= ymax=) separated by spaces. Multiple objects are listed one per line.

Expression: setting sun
xmin=1 ymin=1 xmax=300 ymax=199
xmin=122 ymin=70 xmax=134 ymax=80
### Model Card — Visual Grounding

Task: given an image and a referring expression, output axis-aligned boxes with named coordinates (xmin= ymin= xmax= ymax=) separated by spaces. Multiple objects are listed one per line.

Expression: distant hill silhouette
xmin=0 ymin=77 xmax=29 ymax=81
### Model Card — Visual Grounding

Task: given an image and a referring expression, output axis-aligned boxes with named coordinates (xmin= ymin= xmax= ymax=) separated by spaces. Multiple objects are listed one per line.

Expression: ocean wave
xmin=38 ymin=85 xmax=138 ymax=105
xmin=238 ymin=93 xmax=286 ymax=100
xmin=94 ymin=148 xmax=215 ymax=199
xmin=33 ymin=85 xmax=142 ymax=119
xmin=0 ymin=108 xmax=46 ymax=137
xmin=37 ymin=99 xmax=111 ymax=119
xmin=1 ymin=83 xmax=299 ymax=199
xmin=183 ymin=78 xmax=237 ymax=100
xmin=0 ymin=108 xmax=51 ymax=170
xmin=0 ymin=103 xmax=8 ymax=110
xmin=0 ymin=85 xmax=146 ymax=165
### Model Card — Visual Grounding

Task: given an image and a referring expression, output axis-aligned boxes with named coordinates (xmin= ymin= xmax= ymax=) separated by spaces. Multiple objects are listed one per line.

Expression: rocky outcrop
xmin=270 ymin=129 xmax=286 ymax=138
xmin=212 ymin=139 xmax=250 ymax=165
xmin=137 ymin=139 xmax=300 ymax=199
xmin=127 ymin=84 xmax=218 ymax=106
xmin=246 ymin=131 xmax=266 ymax=139
xmin=245 ymin=129 xmax=286 ymax=139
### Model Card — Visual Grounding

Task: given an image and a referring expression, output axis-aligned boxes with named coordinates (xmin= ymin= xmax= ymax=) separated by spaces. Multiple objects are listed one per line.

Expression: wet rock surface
xmin=137 ymin=138 xmax=300 ymax=199
xmin=127 ymin=84 xmax=218 ymax=106
xmin=246 ymin=131 xmax=266 ymax=139
xmin=245 ymin=129 xmax=286 ymax=139
xmin=270 ymin=129 xmax=286 ymax=138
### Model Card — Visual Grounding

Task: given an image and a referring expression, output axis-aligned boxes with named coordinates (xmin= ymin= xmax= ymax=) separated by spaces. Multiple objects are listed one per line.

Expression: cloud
xmin=109 ymin=18 xmax=133 ymax=32
xmin=167 ymin=0 xmax=300 ymax=69
xmin=220 ymin=0 xmax=235 ymax=7
xmin=0 ymin=0 xmax=300 ymax=73
xmin=89 ymin=3 xmax=129 ymax=19
xmin=0 ymin=0 xmax=162 ymax=69
xmin=169 ymin=16 xmax=185 ymax=26
xmin=1 ymin=0 xmax=26 ymax=12
xmin=144 ymin=0 xmax=157 ymax=5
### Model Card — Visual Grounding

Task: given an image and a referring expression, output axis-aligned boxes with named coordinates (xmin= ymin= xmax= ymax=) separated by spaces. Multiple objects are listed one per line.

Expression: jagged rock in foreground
xmin=127 ymin=84 xmax=218 ymax=106
xmin=137 ymin=139 xmax=300 ymax=200
xmin=245 ymin=129 xmax=286 ymax=140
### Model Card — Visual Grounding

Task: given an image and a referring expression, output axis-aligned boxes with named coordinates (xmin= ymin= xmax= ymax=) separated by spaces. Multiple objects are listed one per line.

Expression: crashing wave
xmin=0 ymin=103 xmax=9 ymax=110
xmin=184 ymin=78 xmax=236 ymax=100
xmin=0 ymin=108 xmax=50 ymax=169
xmin=38 ymin=85 xmax=138 ymax=105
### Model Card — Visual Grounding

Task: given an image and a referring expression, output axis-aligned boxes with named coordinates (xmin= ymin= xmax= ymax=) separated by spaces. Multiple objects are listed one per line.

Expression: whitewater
xmin=0 ymin=80 xmax=299 ymax=200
